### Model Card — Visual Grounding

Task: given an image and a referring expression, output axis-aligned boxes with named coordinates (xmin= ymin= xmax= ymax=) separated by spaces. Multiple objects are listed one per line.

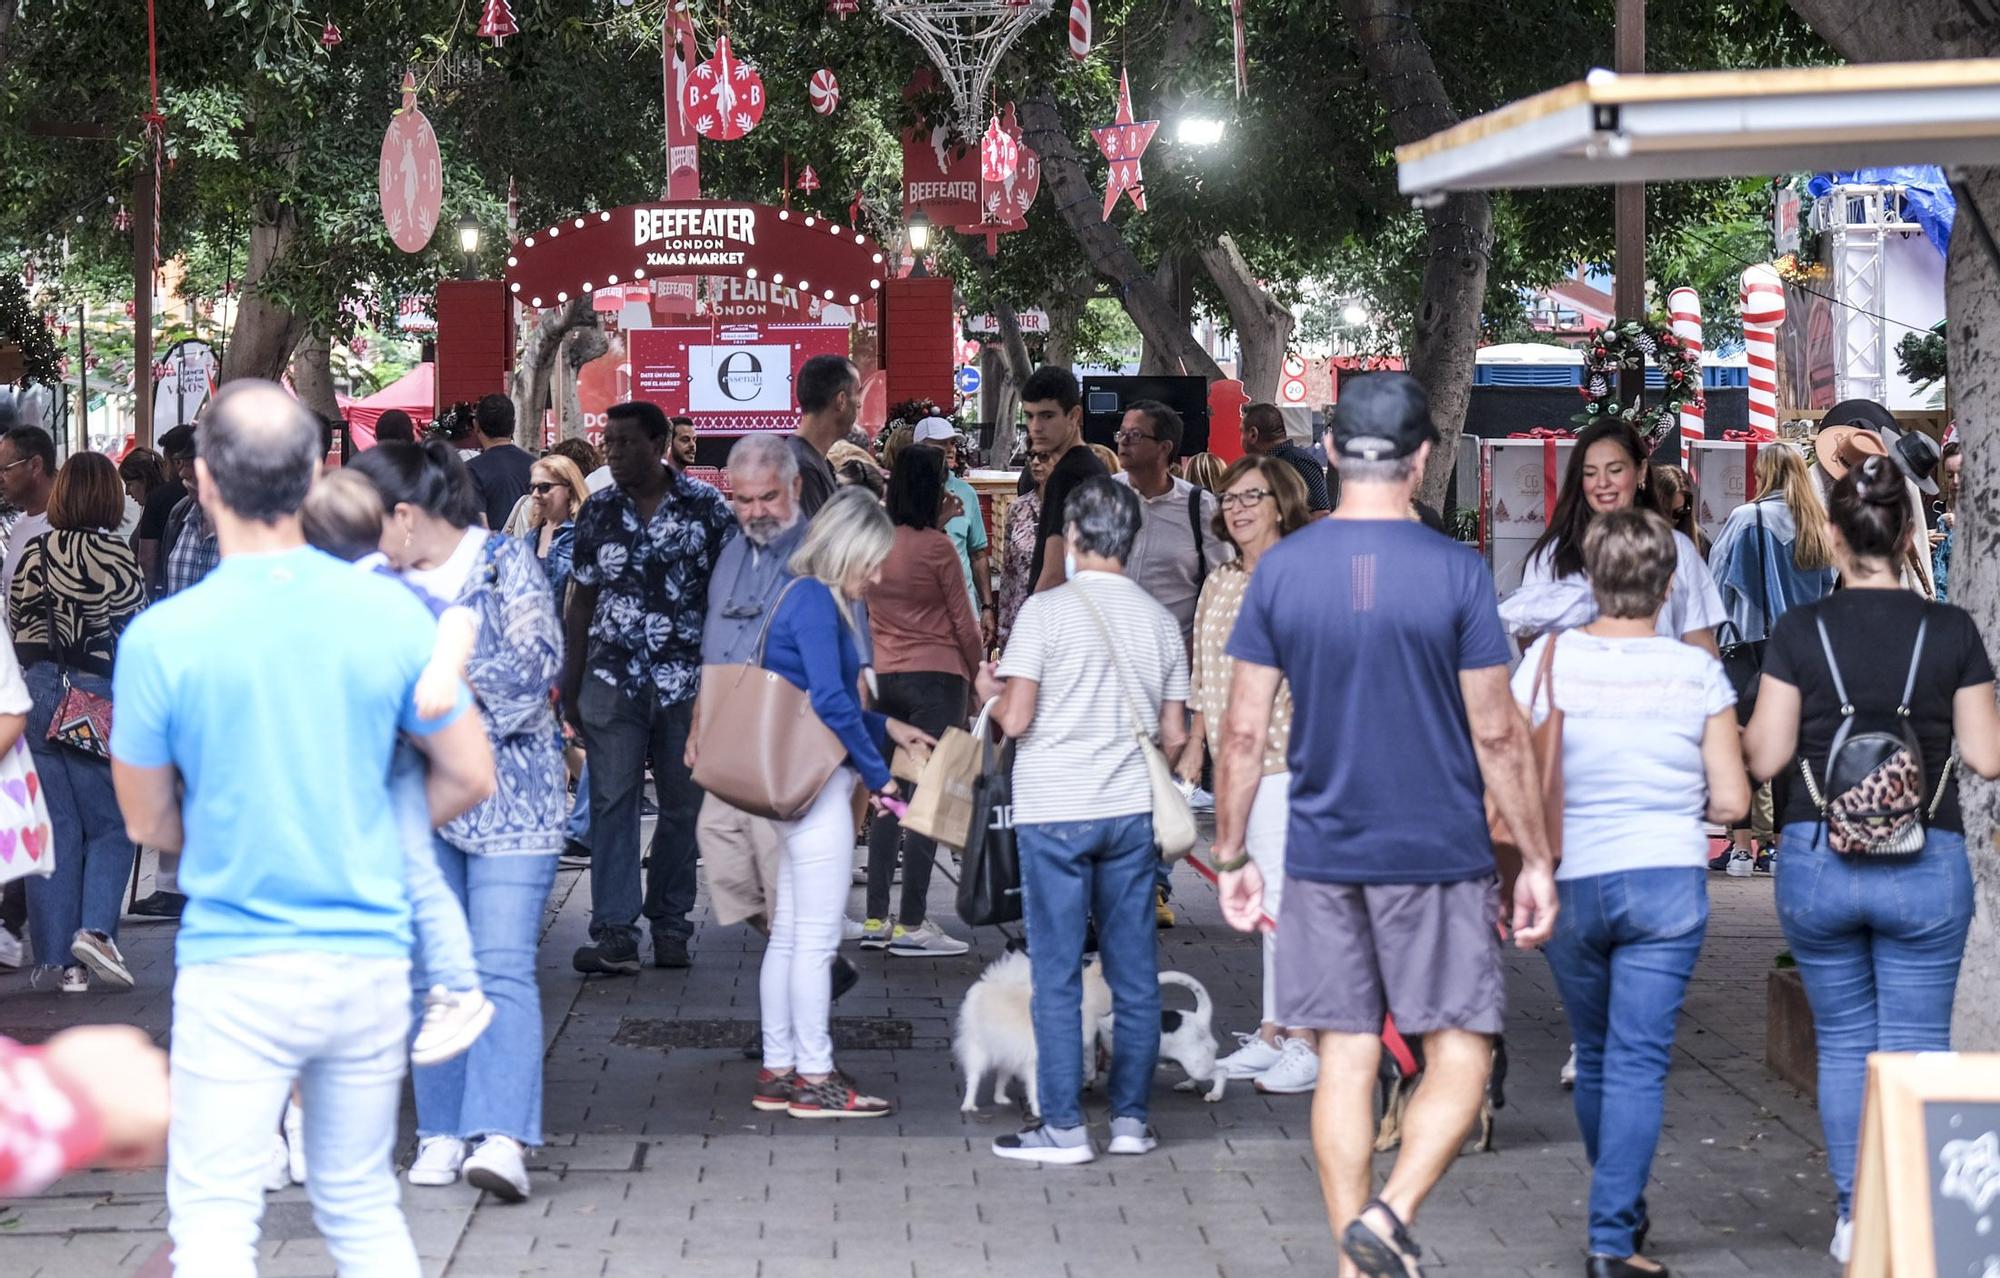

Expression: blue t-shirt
xmin=1227 ymin=519 xmax=1510 ymax=884
xmin=112 ymin=546 xmax=466 ymax=965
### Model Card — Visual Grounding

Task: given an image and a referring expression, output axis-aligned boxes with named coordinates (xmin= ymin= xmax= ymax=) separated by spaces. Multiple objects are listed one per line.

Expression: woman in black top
xmin=12 ymin=453 xmax=146 ymax=993
xmin=1743 ymin=454 xmax=2000 ymax=1265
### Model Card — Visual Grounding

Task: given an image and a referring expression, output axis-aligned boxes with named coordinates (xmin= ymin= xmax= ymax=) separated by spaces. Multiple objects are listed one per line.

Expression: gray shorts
xmin=1273 ymin=875 xmax=1506 ymax=1036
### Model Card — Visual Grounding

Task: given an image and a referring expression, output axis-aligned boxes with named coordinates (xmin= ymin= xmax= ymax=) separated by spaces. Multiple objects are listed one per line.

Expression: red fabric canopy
xmin=343 ymin=363 xmax=435 ymax=449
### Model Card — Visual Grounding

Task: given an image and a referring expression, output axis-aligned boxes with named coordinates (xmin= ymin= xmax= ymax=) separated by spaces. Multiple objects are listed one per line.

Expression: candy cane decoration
xmin=1667 ymin=287 xmax=1705 ymax=467
xmin=1068 ymin=0 xmax=1091 ymax=60
xmin=1740 ymin=264 xmax=1786 ymax=442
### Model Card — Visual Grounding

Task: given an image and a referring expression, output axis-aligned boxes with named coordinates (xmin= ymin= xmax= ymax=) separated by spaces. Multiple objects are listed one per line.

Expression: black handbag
xmin=1717 ymin=501 xmax=1771 ymax=725
xmin=955 ymin=738 xmax=1022 ymax=928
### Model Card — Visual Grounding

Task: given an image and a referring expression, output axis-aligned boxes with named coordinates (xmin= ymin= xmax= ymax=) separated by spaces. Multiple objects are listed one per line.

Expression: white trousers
xmin=1247 ymin=772 xmax=1292 ymax=1028
xmin=761 ymin=768 xmax=856 ymax=1075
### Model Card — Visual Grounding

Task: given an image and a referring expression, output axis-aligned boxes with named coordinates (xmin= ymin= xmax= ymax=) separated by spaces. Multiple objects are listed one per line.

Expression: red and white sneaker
xmin=786 ymin=1070 xmax=893 ymax=1119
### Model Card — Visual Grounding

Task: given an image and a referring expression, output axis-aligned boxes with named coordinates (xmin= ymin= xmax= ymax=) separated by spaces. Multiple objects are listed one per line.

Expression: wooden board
xmin=1849 ymin=1052 xmax=2000 ymax=1276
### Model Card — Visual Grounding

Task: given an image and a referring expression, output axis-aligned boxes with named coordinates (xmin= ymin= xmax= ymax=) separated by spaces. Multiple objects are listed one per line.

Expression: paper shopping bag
xmin=902 ymin=725 xmax=985 ymax=851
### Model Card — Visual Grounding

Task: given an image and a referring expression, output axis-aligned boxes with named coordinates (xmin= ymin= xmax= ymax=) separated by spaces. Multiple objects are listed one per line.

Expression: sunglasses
xmin=529 ymin=481 xmax=570 ymax=496
xmin=1026 ymin=451 xmax=1051 ymax=463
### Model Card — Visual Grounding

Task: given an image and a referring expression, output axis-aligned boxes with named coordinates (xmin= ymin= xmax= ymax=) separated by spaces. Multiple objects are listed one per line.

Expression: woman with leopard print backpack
xmin=1743 ymin=453 xmax=2000 ymax=1266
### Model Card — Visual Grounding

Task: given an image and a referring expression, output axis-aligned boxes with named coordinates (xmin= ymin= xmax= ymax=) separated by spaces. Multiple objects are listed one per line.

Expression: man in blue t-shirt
xmin=111 ymin=380 xmax=495 ymax=1277
xmin=1210 ymin=373 xmax=1556 ymax=1276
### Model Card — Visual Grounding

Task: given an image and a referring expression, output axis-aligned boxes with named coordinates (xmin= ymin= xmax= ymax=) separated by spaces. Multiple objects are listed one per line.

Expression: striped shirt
xmin=997 ymin=571 xmax=1189 ymax=825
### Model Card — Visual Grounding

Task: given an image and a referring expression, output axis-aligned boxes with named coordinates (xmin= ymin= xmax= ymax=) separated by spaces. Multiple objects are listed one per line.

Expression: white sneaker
xmin=1254 ymin=1037 xmax=1320 ymax=1094
xmin=1218 ymin=1032 xmax=1285 ymax=1080
xmin=888 ymin=920 xmax=970 ymax=958
xmin=0 ymin=928 xmax=22 ymax=970
xmin=283 ymin=1099 xmax=307 ymax=1185
xmin=1830 ymin=1217 xmax=1853 ymax=1264
xmin=841 ymin=915 xmax=865 ymax=942
xmin=1560 ymin=1044 xmax=1578 ymax=1089
xmin=1726 ymin=849 xmax=1755 ymax=878
xmin=1107 ymin=1117 xmax=1158 ymax=1155
xmin=407 ymin=1135 xmax=467 ymax=1186
xmin=70 ymin=929 xmax=134 ymax=990
xmin=412 ymin=987 xmax=495 ymax=1067
xmin=462 ymin=1135 xmax=530 ymax=1203
xmin=859 ymin=918 xmax=893 ymax=950
xmin=263 ymin=1134 xmax=291 ymax=1193
xmin=1185 ymin=786 xmax=1215 ymax=812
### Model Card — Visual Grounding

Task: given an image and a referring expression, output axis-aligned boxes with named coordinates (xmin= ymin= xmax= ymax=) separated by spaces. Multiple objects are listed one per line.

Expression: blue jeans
xmin=21 ymin=664 xmax=135 ymax=968
xmin=1545 ymin=867 xmax=1708 ymax=1257
xmin=1018 ymin=813 xmax=1159 ymax=1130
xmin=168 ymin=953 xmax=417 ymax=1277
xmin=567 ymin=759 xmax=591 ymax=846
xmin=389 ymin=743 xmax=477 ymax=992
xmin=1776 ymin=821 xmax=1973 ymax=1216
xmin=579 ymin=679 xmax=698 ymax=947
xmin=410 ymin=841 xmax=557 ymax=1146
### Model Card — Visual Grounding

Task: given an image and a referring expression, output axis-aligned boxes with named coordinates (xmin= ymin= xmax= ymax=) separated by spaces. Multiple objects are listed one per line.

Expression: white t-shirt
xmin=0 ymin=637 xmax=29 ymax=716
xmin=1516 ymin=529 xmax=1726 ymax=640
xmin=1 ymin=512 xmax=51 ymax=607
xmin=1513 ymin=630 xmax=1734 ymax=880
xmin=996 ymin=572 xmax=1189 ymax=825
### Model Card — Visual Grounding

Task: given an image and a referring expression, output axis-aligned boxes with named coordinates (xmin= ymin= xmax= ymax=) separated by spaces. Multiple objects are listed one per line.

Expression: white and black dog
xmin=1097 ymin=970 xmax=1228 ymax=1102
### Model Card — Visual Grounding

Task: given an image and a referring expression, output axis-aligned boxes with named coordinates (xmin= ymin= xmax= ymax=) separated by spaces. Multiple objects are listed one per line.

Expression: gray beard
xmin=744 ymin=517 xmax=783 ymax=545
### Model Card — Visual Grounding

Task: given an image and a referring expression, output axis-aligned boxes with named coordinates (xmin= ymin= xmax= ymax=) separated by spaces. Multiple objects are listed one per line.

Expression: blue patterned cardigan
xmin=440 ymin=533 xmax=566 ymax=857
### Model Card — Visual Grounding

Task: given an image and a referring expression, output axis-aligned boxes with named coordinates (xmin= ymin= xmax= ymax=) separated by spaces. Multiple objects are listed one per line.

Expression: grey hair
xmin=1063 ymin=476 xmax=1142 ymax=563
xmin=789 ymin=487 xmax=894 ymax=598
xmin=727 ymin=431 xmax=798 ymax=484
xmin=1337 ymin=455 xmax=1416 ymax=485
xmin=199 ymin=379 xmax=322 ymax=523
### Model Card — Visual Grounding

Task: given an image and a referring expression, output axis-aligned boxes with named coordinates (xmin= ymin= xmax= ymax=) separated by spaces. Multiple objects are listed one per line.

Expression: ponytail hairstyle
xmin=1826 ymin=454 xmax=1911 ymax=569
xmin=1528 ymin=419 xmax=1663 ymax=580
xmin=1754 ymin=445 xmax=1834 ymax=572
xmin=347 ymin=439 xmax=485 ymax=531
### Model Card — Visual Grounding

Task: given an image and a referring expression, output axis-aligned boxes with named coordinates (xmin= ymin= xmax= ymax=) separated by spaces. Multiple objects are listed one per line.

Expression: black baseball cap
xmin=1332 ymin=373 xmax=1438 ymax=462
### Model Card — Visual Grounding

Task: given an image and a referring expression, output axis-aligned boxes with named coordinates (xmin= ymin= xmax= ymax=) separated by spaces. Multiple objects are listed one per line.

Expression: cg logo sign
xmin=716 ymin=350 xmax=765 ymax=402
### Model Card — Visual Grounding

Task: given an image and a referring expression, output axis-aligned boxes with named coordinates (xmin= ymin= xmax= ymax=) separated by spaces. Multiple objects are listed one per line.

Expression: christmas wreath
xmin=1574 ymin=317 xmax=1704 ymax=442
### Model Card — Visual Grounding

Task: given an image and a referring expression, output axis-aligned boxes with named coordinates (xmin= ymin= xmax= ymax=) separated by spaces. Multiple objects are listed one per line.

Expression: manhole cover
xmin=612 ymin=1017 xmax=914 ymax=1051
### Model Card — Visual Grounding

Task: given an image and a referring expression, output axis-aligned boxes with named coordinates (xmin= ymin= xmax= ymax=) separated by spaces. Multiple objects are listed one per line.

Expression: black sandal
xmin=1342 ymin=1198 xmax=1424 ymax=1277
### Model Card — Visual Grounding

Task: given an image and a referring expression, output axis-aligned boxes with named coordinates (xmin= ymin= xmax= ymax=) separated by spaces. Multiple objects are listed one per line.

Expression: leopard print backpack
xmin=1798 ymin=614 xmax=1956 ymax=856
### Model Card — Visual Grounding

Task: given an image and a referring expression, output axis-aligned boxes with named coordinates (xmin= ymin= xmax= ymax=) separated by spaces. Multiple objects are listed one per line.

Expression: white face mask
xmin=1064 ymin=551 xmax=1079 ymax=580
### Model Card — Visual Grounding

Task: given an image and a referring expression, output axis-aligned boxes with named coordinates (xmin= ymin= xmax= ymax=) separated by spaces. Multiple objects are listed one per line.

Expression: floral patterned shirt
xmin=570 ymin=470 xmax=735 ymax=709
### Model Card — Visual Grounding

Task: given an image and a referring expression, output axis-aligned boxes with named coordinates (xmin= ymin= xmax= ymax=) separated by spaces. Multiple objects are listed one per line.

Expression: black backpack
xmin=1798 ymin=614 xmax=1955 ymax=856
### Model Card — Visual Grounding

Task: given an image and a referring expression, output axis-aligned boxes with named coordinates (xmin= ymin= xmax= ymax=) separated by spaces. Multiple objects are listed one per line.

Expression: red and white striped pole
xmin=1740 ymin=264 xmax=1786 ymax=442
xmin=1667 ymin=287 xmax=1705 ymax=468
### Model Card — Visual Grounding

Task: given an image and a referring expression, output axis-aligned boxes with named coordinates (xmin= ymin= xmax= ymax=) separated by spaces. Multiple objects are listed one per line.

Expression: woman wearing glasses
xmin=1179 ymin=456 xmax=1316 ymax=1093
xmin=521 ymin=456 xmax=588 ymax=602
xmin=997 ymin=447 xmax=1055 ymax=649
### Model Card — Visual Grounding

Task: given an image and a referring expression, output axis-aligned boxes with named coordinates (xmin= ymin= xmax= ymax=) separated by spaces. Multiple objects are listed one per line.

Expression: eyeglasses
xmin=0 ymin=458 xmax=32 ymax=475
xmin=528 ymin=481 xmax=568 ymax=496
xmin=1026 ymin=451 xmax=1051 ymax=463
xmin=1114 ymin=431 xmax=1160 ymax=446
xmin=1219 ymin=489 xmax=1274 ymax=510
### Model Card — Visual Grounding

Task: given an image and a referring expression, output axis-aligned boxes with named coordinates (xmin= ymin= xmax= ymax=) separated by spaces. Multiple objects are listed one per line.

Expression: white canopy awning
xmin=1397 ymin=60 xmax=2000 ymax=196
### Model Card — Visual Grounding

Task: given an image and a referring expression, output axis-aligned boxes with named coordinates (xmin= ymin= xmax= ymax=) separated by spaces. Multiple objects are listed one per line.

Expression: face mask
xmin=1064 ymin=551 xmax=1079 ymax=580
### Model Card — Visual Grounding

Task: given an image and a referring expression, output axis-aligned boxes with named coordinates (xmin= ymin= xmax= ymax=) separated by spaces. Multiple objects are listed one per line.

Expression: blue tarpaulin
xmin=1806 ymin=167 xmax=1955 ymax=257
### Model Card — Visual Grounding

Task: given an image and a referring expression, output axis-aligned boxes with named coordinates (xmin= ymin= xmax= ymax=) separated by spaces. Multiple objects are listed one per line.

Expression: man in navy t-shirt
xmin=1211 ymin=373 xmax=1556 ymax=1276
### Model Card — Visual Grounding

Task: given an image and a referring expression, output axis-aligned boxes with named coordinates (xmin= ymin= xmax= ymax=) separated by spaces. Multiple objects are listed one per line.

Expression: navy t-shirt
xmin=1227 ymin=519 xmax=1511 ymax=884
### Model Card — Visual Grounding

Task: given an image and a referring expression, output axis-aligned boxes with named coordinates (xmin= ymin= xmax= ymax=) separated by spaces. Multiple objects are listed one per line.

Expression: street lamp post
xmin=906 ymin=209 xmax=931 ymax=279
xmin=456 ymin=214 xmax=483 ymax=281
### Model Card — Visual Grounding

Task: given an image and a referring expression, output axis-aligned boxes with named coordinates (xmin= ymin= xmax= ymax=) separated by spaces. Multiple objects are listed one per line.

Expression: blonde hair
xmin=302 ymin=469 xmax=386 ymax=562
xmin=880 ymin=424 xmax=915 ymax=471
xmin=789 ymin=487 xmax=894 ymax=621
xmin=527 ymin=455 xmax=589 ymax=530
xmin=1757 ymin=444 xmax=1834 ymax=572
xmin=1181 ymin=451 xmax=1226 ymax=492
xmin=1089 ymin=443 xmax=1121 ymax=474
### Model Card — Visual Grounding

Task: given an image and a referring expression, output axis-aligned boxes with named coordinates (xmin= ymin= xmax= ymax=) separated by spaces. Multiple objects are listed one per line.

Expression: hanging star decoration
xmin=1091 ymin=68 xmax=1158 ymax=219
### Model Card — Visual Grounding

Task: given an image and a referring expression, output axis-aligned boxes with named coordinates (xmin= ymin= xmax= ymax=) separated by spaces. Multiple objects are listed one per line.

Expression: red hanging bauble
xmin=980 ymin=115 xmax=1018 ymax=185
xmin=686 ymin=36 xmax=765 ymax=141
xmin=321 ymin=17 xmax=343 ymax=49
xmin=809 ymin=68 xmax=841 ymax=116
xmin=478 ymin=0 xmax=517 ymax=45
xmin=112 ymin=204 xmax=132 ymax=233
xmin=123 ymin=300 xmax=135 ymax=319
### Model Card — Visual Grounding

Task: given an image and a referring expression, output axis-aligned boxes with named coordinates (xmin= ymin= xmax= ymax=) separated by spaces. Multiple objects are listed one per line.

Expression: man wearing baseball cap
xmin=911 ymin=417 xmax=994 ymax=634
xmin=1211 ymin=373 xmax=1556 ymax=1275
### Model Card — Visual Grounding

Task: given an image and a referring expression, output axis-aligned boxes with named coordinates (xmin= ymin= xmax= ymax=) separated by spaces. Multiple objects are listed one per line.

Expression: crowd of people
xmin=0 ymin=357 xmax=1986 ymax=1278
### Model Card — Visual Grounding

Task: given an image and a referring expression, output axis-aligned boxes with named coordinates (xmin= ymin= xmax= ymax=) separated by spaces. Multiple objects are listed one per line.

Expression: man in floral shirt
xmin=563 ymin=401 xmax=735 ymax=974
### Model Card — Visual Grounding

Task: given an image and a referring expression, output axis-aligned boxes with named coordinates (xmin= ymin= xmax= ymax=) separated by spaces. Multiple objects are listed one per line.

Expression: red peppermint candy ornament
xmin=687 ymin=36 xmax=766 ymax=141
xmin=810 ymin=68 xmax=841 ymax=117
xmin=1068 ymin=0 xmax=1092 ymax=60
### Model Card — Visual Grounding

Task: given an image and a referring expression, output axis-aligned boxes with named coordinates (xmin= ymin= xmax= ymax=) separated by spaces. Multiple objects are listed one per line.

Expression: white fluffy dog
xmin=955 ymin=950 xmax=1111 ymax=1118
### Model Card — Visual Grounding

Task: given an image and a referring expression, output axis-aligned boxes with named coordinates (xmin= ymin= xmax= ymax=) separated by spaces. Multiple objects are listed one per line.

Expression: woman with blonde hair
xmin=1181 ymin=451 xmax=1226 ymax=493
xmin=520 ymin=454 xmax=588 ymax=599
xmin=1176 ymin=456 xmax=1317 ymax=1093
xmin=750 ymin=488 xmax=936 ymax=1119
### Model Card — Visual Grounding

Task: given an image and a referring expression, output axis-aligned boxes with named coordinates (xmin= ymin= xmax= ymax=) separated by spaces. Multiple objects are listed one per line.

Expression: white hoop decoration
xmin=877 ymin=0 xmax=1056 ymax=139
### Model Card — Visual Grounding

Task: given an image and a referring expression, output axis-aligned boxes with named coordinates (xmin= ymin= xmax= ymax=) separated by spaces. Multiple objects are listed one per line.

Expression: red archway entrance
xmin=503 ymin=200 xmax=889 ymax=310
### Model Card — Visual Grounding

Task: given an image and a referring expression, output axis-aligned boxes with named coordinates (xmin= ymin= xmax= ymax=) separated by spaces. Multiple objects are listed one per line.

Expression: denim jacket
xmin=440 ymin=534 xmax=567 ymax=857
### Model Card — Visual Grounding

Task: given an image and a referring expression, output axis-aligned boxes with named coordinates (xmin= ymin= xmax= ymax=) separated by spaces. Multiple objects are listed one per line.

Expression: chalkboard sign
xmin=1850 ymin=1053 xmax=2000 ymax=1276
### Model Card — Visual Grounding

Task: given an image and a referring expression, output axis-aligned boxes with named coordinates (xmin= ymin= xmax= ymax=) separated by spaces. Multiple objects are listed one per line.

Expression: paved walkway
xmin=0 ymin=842 xmax=1840 ymax=1277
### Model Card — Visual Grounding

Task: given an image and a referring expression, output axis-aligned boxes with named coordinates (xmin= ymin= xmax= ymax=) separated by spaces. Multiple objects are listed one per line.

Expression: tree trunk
xmin=1044 ymin=288 xmax=1087 ymax=372
xmin=510 ymin=297 xmax=598 ymax=443
xmin=218 ymin=203 xmax=305 ymax=385
xmin=1199 ymin=234 xmax=1295 ymax=401
xmin=1140 ymin=255 xmax=1197 ymax=375
xmin=985 ymin=301 xmax=1038 ymax=468
xmin=289 ymin=332 xmax=340 ymax=423
xmin=557 ymin=325 xmax=610 ymax=442
xmin=1339 ymin=0 xmax=1492 ymax=511
xmin=1786 ymin=0 xmax=2000 ymax=1046
xmin=1019 ymin=90 xmax=1223 ymax=382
